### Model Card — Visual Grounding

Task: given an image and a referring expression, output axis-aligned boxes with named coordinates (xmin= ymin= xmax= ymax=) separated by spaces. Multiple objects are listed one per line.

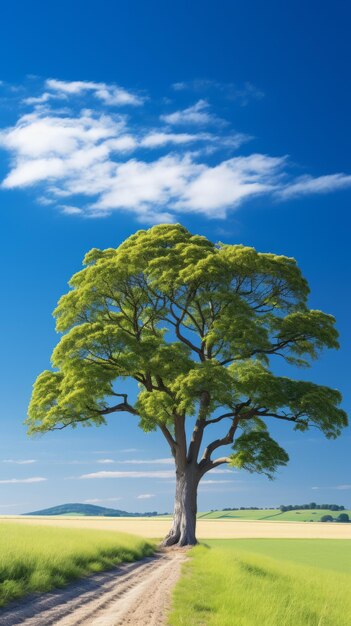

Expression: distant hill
xmin=24 ymin=503 xmax=160 ymax=517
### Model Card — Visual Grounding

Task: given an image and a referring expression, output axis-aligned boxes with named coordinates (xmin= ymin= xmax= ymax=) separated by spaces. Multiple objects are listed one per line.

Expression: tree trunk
xmin=162 ymin=465 xmax=199 ymax=547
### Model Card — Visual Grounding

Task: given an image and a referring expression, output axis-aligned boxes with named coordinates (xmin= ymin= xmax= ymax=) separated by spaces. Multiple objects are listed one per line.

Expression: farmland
xmin=199 ymin=508 xmax=351 ymax=522
xmin=2 ymin=515 xmax=351 ymax=539
xmin=169 ymin=539 xmax=351 ymax=626
xmin=0 ymin=519 xmax=351 ymax=624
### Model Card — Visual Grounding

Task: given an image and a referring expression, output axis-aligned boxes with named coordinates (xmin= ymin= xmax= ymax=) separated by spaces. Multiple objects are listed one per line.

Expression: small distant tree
xmin=337 ymin=513 xmax=350 ymax=523
xmin=27 ymin=224 xmax=347 ymax=546
xmin=320 ymin=515 xmax=334 ymax=522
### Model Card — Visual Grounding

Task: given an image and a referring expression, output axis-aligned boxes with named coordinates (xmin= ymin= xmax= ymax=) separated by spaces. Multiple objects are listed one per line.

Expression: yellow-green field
xmin=2 ymin=516 xmax=351 ymax=539
xmin=169 ymin=539 xmax=351 ymax=626
xmin=0 ymin=523 xmax=154 ymax=607
xmin=1 ymin=521 xmax=350 ymax=624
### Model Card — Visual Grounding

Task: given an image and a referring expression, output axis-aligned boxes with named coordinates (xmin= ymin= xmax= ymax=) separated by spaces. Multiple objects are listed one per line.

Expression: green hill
xmin=24 ymin=503 xmax=158 ymax=517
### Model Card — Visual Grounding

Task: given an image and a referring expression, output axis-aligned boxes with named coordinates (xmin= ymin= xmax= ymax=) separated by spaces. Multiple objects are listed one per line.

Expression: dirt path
xmin=0 ymin=551 xmax=187 ymax=626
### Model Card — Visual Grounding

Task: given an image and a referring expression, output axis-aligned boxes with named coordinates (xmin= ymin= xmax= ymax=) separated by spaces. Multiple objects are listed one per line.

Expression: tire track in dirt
xmin=0 ymin=550 xmax=187 ymax=626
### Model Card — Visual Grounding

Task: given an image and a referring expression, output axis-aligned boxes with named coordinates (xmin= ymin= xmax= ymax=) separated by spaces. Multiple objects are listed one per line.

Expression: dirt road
xmin=0 ymin=551 xmax=186 ymax=626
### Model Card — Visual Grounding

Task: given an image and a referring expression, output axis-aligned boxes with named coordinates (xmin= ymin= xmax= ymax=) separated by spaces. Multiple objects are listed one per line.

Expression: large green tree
xmin=27 ymin=224 xmax=347 ymax=546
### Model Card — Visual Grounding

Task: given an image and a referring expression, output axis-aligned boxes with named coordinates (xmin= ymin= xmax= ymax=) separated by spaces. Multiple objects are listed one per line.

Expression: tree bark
xmin=162 ymin=465 xmax=199 ymax=547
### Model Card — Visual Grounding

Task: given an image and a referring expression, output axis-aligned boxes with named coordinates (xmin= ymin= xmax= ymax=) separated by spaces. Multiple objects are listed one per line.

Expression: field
xmin=1 ymin=520 xmax=351 ymax=624
xmin=169 ymin=539 xmax=351 ymax=626
xmin=0 ymin=523 xmax=154 ymax=607
xmin=199 ymin=509 xmax=351 ymax=522
xmin=2 ymin=516 xmax=351 ymax=539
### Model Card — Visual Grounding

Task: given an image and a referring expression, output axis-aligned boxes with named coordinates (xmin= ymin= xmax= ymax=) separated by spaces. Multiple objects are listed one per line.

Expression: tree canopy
xmin=27 ymin=223 xmax=347 ymax=481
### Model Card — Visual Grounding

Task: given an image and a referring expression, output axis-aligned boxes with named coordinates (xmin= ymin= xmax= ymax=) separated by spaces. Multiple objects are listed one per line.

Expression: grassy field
xmin=199 ymin=509 xmax=351 ymax=522
xmin=0 ymin=523 xmax=154 ymax=607
xmin=169 ymin=539 xmax=351 ymax=626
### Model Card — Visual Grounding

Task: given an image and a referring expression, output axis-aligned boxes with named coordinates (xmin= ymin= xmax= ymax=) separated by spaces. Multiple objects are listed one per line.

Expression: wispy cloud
xmin=96 ymin=459 xmax=115 ymax=464
xmin=199 ymin=480 xmax=234 ymax=485
xmin=171 ymin=79 xmax=265 ymax=105
xmin=141 ymin=131 xmax=202 ymax=148
xmin=137 ymin=493 xmax=155 ymax=499
xmin=79 ymin=470 xmax=174 ymax=479
xmin=278 ymin=173 xmax=351 ymax=199
xmin=161 ymin=99 xmax=223 ymax=126
xmin=43 ymin=78 xmax=144 ymax=106
xmin=97 ymin=458 xmax=174 ymax=465
xmin=0 ymin=477 xmax=47 ymax=484
xmin=312 ymin=484 xmax=351 ymax=491
xmin=79 ymin=467 xmax=232 ymax=480
xmin=3 ymin=459 xmax=36 ymax=465
xmin=0 ymin=77 xmax=350 ymax=223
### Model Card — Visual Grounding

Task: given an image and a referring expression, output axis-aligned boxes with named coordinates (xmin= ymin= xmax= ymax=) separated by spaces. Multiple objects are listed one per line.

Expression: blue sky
xmin=0 ymin=0 xmax=350 ymax=514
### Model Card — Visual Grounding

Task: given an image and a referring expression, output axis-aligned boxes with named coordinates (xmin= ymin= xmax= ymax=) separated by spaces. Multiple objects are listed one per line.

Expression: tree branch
xmin=199 ymin=416 xmax=240 ymax=471
xmin=206 ymin=456 xmax=231 ymax=469
xmin=204 ymin=412 xmax=236 ymax=426
xmin=97 ymin=398 xmax=138 ymax=416
xmin=158 ymin=423 xmax=177 ymax=457
xmin=219 ymin=334 xmax=314 ymax=366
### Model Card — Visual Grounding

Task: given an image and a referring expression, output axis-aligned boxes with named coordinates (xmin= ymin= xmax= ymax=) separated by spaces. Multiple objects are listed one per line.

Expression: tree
xmin=337 ymin=513 xmax=349 ymax=523
xmin=27 ymin=224 xmax=347 ymax=546
xmin=320 ymin=515 xmax=334 ymax=522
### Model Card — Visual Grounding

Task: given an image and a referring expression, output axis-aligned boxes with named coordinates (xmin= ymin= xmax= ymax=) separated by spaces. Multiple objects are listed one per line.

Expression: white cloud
xmin=23 ymin=92 xmax=53 ymax=105
xmin=161 ymin=99 xmax=223 ymax=126
xmin=79 ymin=467 xmax=233 ymax=480
xmin=199 ymin=480 xmax=233 ymax=485
xmin=0 ymin=77 xmax=350 ymax=223
xmin=0 ymin=110 xmax=122 ymax=159
xmin=45 ymin=78 xmax=144 ymax=106
xmin=60 ymin=205 xmax=83 ymax=215
xmin=137 ymin=493 xmax=155 ymax=499
xmin=97 ymin=458 xmax=174 ymax=465
xmin=90 ymin=154 xmax=200 ymax=218
xmin=278 ymin=173 xmax=351 ymax=199
xmin=80 ymin=470 xmax=175 ymax=479
xmin=120 ymin=458 xmax=174 ymax=465
xmin=140 ymin=131 xmax=249 ymax=151
xmin=3 ymin=459 xmax=36 ymax=464
xmin=174 ymin=154 xmax=285 ymax=216
xmin=312 ymin=484 xmax=351 ymax=491
xmin=107 ymin=136 xmax=137 ymax=152
xmin=0 ymin=477 xmax=47 ymax=484
xmin=141 ymin=132 xmax=203 ymax=148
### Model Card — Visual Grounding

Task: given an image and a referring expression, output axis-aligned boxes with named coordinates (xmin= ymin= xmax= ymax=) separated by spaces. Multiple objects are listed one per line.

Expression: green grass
xmin=0 ymin=523 xmax=155 ymax=607
xmin=198 ymin=509 xmax=351 ymax=522
xmin=169 ymin=539 xmax=351 ymax=626
xmin=198 ymin=509 xmax=278 ymax=520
